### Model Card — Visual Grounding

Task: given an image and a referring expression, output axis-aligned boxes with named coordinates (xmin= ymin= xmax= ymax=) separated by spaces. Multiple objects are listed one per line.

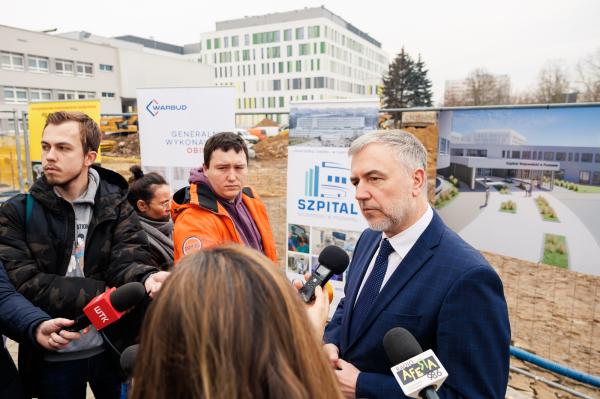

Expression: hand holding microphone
xmin=67 ymin=282 xmax=146 ymax=332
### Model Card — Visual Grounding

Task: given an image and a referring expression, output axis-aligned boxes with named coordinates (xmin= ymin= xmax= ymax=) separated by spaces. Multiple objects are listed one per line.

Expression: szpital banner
xmin=137 ymin=87 xmax=235 ymax=190
xmin=286 ymin=99 xmax=378 ymax=317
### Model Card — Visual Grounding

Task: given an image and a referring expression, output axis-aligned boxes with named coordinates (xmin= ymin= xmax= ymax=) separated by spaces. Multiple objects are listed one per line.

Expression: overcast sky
xmin=2 ymin=0 xmax=599 ymax=104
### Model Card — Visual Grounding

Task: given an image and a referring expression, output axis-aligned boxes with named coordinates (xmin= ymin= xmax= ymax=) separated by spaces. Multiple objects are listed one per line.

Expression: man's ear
xmin=84 ymin=151 xmax=97 ymax=167
xmin=202 ymin=163 xmax=208 ymax=171
xmin=412 ymin=168 xmax=427 ymax=197
xmin=137 ymin=199 xmax=148 ymax=213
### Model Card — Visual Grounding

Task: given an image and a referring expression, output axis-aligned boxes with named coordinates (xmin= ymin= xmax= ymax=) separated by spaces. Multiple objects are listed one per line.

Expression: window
xmin=76 ymin=62 xmax=93 ymax=77
xmin=287 ymin=45 xmax=293 ymax=57
xmin=101 ymin=92 xmax=115 ymax=98
xmin=596 ymin=153 xmax=600 ymax=163
xmin=76 ymin=91 xmax=95 ymax=99
xmin=581 ymin=153 xmax=593 ymax=162
xmin=296 ymin=60 xmax=302 ymax=72
xmin=56 ymin=90 xmax=75 ymax=100
xmin=99 ymin=64 xmax=113 ymax=72
xmin=320 ymin=42 xmax=327 ymax=54
xmin=3 ymin=87 xmax=28 ymax=103
xmin=575 ymin=153 xmax=579 ymax=162
xmin=314 ymin=77 xmax=325 ymax=88
xmin=579 ymin=170 xmax=591 ymax=184
xmin=467 ymin=149 xmax=487 ymax=157
xmin=284 ymin=29 xmax=292 ymax=41
xmin=292 ymin=78 xmax=301 ymax=90
xmin=305 ymin=77 xmax=311 ymax=89
xmin=27 ymin=55 xmax=49 ymax=72
xmin=279 ymin=96 xmax=284 ymax=107
xmin=439 ymin=138 xmax=448 ymax=154
xmin=278 ymin=62 xmax=284 ymax=73
xmin=242 ymin=49 xmax=250 ymax=61
xmin=299 ymin=43 xmax=310 ymax=56
xmin=544 ymin=152 xmax=554 ymax=161
xmin=556 ymin=152 xmax=566 ymax=161
xmin=1 ymin=51 xmax=24 ymax=70
xmin=568 ymin=153 xmax=573 ymax=162
xmin=593 ymin=172 xmax=600 ymax=185
xmin=308 ymin=25 xmax=320 ymax=38
xmin=207 ymin=39 xmax=212 ymax=50
xmin=55 ymin=59 xmax=74 ymax=75
xmin=451 ymin=148 xmax=464 ymax=156
xmin=29 ymin=88 xmax=52 ymax=101
xmin=522 ymin=151 xmax=531 ymax=160
xmin=232 ymin=36 xmax=239 ymax=47
xmin=295 ymin=27 xmax=304 ymax=40
xmin=244 ymin=34 xmax=249 ymax=46
xmin=267 ymin=46 xmax=280 ymax=59
xmin=224 ymin=37 xmax=229 ymax=48
xmin=511 ymin=151 xmax=520 ymax=159
xmin=252 ymin=31 xmax=280 ymax=45
xmin=273 ymin=80 xmax=281 ymax=91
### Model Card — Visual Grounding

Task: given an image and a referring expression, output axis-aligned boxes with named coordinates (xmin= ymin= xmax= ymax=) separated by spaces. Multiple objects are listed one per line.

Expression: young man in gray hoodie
xmin=0 ymin=111 xmax=169 ymax=398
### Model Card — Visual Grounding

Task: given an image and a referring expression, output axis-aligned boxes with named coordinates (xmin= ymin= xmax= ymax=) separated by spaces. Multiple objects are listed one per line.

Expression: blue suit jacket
xmin=325 ymin=212 xmax=510 ymax=398
xmin=0 ymin=261 xmax=50 ymax=397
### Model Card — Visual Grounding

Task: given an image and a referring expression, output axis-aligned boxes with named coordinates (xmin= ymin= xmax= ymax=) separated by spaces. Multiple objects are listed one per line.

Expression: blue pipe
xmin=510 ymin=346 xmax=600 ymax=388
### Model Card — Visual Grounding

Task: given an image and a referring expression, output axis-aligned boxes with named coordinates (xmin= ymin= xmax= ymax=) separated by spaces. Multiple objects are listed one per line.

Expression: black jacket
xmin=0 ymin=165 xmax=158 ymax=396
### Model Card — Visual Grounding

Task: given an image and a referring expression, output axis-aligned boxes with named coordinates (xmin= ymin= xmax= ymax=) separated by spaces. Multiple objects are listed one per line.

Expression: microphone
xmin=299 ymin=245 xmax=349 ymax=303
xmin=383 ymin=327 xmax=448 ymax=399
xmin=120 ymin=344 xmax=139 ymax=399
xmin=67 ymin=282 xmax=146 ymax=332
xmin=120 ymin=344 xmax=139 ymax=378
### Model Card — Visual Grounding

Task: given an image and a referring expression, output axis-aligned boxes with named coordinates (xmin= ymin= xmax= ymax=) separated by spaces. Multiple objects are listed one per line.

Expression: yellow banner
xmin=27 ymin=100 xmax=102 ymax=162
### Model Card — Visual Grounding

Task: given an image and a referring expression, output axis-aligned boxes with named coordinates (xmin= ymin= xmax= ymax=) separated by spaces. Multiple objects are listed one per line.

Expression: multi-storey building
xmin=0 ymin=25 xmax=213 ymax=134
xmin=183 ymin=6 xmax=388 ymax=127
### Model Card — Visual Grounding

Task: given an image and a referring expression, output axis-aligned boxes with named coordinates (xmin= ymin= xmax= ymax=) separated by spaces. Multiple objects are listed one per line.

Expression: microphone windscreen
xmin=120 ymin=344 xmax=139 ymax=377
xmin=318 ymin=245 xmax=350 ymax=274
xmin=383 ymin=327 xmax=423 ymax=365
xmin=109 ymin=282 xmax=146 ymax=312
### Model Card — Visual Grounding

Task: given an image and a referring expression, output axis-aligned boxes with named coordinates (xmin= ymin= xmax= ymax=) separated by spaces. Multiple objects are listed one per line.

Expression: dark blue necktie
xmin=350 ymin=238 xmax=395 ymax=341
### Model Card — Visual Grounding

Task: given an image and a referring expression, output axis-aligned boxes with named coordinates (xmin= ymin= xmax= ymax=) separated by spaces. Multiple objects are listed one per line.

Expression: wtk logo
xmin=145 ymin=99 xmax=188 ymax=117
xmin=304 ymin=162 xmax=351 ymax=199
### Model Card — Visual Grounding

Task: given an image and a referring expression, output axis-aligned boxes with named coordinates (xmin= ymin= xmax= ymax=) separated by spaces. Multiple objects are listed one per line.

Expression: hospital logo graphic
xmin=146 ymin=99 xmax=188 ymax=117
xmin=304 ymin=161 xmax=351 ymax=199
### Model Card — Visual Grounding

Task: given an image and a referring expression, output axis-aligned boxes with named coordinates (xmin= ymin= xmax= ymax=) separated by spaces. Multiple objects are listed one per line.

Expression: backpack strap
xmin=25 ymin=193 xmax=34 ymax=225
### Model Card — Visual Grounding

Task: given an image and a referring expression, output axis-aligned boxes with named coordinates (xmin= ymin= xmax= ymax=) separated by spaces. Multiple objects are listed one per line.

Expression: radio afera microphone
xmin=383 ymin=327 xmax=448 ymax=399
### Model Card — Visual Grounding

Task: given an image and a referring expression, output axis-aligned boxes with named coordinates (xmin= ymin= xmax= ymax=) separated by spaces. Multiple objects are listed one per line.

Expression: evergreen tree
xmin=382 ymin=48 xmax=416 ymax=109
xmin=410 ymin=54 xmax=433 ymax=106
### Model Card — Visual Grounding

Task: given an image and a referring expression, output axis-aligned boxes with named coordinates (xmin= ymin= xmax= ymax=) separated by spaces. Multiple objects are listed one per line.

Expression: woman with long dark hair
xmin=128 ymin=165 xmax=173 ymax=270
xmin=131 ymin=245 xmax=342 ymax=399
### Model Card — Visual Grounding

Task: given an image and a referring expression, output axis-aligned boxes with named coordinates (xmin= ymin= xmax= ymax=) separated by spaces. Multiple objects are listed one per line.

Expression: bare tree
xmin=444 ymin=68 xmax=511 ymax=106
xmin=536 ymin=60 xmax=571 ymax=103
xmin=576 ymin=48 xmax=600 ymax=102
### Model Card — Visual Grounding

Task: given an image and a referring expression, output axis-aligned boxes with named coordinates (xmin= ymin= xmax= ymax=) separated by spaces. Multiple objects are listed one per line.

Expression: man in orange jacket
xmin=171 ymin=132 xmax=277 ymax=262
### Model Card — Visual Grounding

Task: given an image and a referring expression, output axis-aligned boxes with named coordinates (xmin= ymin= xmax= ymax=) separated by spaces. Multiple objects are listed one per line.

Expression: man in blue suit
xmin=323 ymin=130 xmax=510 ymax=398
xmin=1 ymin=261 xmax=83 ymax=398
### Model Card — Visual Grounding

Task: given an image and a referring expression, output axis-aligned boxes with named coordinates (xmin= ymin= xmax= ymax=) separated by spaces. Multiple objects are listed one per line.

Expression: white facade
xmin=453 ymin=129 xmax=527 ymax=146
xmin=0 ymin=25 xmax=213 ymax=133
xmin=183 ymin=7 xmax=388 ymax=127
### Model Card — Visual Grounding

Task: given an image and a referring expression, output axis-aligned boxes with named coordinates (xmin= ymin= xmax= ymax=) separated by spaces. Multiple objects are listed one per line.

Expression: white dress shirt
xmin=355 ymin=205 xmax=434 ymax=304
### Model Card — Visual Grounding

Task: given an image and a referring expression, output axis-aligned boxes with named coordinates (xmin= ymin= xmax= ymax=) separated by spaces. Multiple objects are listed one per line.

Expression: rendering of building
xmin=442 ymin=130 xmax=600 ymax=188
xmin=0 ymin=24 xmax=213 ymax=134
xmin=182 ymin=6 xmax=388 ymax=127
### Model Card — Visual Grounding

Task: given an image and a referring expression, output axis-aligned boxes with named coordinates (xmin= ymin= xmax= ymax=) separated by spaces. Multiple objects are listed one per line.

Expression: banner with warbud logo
xmin=286 ymin=99 xmax=378 ymax=317
xmin=137 ymin=87 xmax=235 ymax=190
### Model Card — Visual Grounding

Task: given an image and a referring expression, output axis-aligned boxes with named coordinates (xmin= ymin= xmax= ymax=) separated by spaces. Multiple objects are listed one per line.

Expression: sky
xmin=2 ymin=0 xmax=599 ymax=104
xmin=451 ymin=106 xmax=600 ymax=147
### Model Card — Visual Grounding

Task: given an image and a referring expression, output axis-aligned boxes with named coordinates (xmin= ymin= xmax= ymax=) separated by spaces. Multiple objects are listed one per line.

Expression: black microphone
xmin=67 ymin=282 xmax=146 ymax=331
xmin=383 ymin=327 xmax=448 ymax=399
xmin=299 ymin=245 xmax=349 ymax=303
xmin=120 ymin=344 xmax=139 ymax=378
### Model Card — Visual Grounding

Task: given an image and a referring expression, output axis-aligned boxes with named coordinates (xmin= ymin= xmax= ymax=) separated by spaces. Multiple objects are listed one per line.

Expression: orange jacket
xmin=171 ymin=183 xmax=277 ymax=263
